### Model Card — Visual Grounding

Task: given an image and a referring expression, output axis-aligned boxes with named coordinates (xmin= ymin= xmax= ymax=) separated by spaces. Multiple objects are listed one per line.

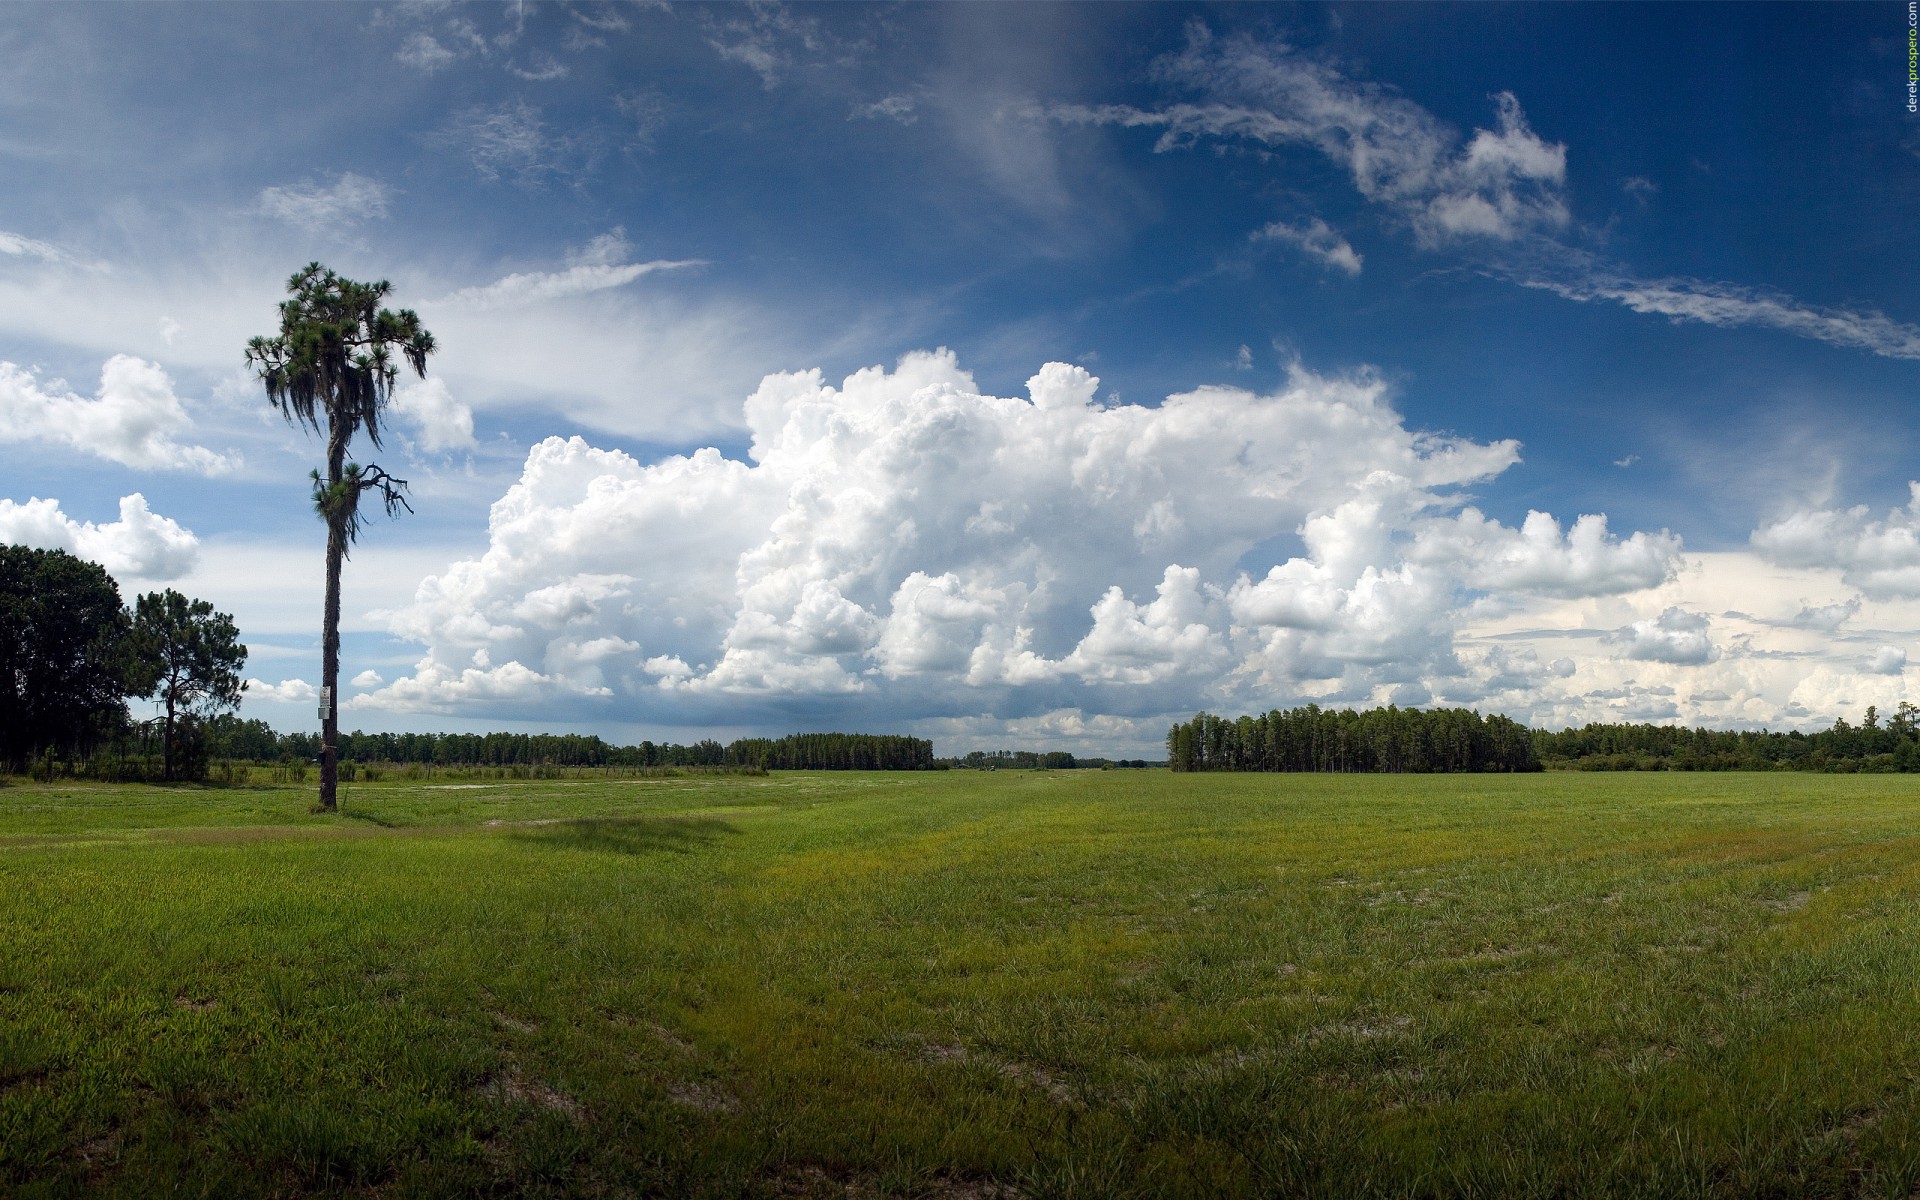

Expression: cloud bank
xmin=364 ymin=350 xmax=1688 ymax=739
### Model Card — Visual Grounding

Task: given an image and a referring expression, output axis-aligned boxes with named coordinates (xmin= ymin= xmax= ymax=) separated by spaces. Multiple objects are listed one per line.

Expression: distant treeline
xmin=942 ymin=750 xmax=1161 ymax=770
xmin=1167 ymin=706 xmax=1540 ymax=773
xmin=1534 ymin=704 xmax=1920 ymax=772
xmin=203 ymin=718 xmax=937 ymax=772
xmin=726 ymin=733 xmax=935 ymax=771
xmin=1166 ymin=702 xmax=1920 ymax=775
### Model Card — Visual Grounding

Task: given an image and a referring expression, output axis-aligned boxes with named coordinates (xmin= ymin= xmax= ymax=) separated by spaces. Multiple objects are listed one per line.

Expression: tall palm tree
xmin=246 ymin=263 xmax=435 ymax=811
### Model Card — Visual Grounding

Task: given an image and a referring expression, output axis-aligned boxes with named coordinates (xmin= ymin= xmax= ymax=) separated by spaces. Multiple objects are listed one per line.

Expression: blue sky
xmin=3 ymin=2 xmax=1918 ymax=753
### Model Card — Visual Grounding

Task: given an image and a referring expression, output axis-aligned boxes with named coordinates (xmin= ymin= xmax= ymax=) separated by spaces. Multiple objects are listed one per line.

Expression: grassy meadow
xmin=7 ymin=769 xmax=1920 ymax=1197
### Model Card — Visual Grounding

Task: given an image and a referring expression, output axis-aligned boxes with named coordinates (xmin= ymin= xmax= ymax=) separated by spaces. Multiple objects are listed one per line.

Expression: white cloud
xmin=1792 ymin=597 xmax=1860 ymax=631
xmin=371 ymin=350 xmax=1700 ymax=730
xmin=1254 ymin=217 xmax=1363 ymax=275
xmin=351 ymin=656 xmax=558 ymax=712
xmin=435 ymin=100 xmax=561 ymax=184
xmin=0 ymin=229 xmax=74 ymax=265
xmin=1608 ymin=607 xmax=1718 ymax=665
xmin=1428 ymin=509 xmax=1682 ymax=599
xmin=0 ymin=225 xmax=796 ymax=447
xmin=615 ymin=90 xmax=668 ymax=148
xmin=246 ymin=678 xmax=317 ymax=704
xmin=389 ymin=376 xmax=475 ymax=452
xmin=1052 ymin=27 xmax=1920 ymax=365
xmin=397 ymin=32 xmax=457 ymax=73
xmin=0 ymin=493 xmax=199 ymax=580
xmin=435 ymin=258 xmax=702 ymax=311
xmin=0 ymin=354 xmax=234 ymax=473
xmin=254 ymin=173 xmax=394 ymax=232
xmin=1051 ymin=31 xmax=1568 ymax=246
xmin=351 ymin=669 xmax=385 ymax=688
xmin=704 ymin=3 xmax=823 ymax=89
xmin=1862 ymin=645 xmax=1908 ymax=676
xmin=1517 ymin=270 xmax=1920 ymax=363
xmin=1751 ymin=484 xmax=1920 ymax=598
xmin=1063 ymin=565 xmax=1227 ymax=684
xmin=507 ymin=52 xmax=569 ymax=82
xmin=854 ymin=94 xmax=918 ymax=124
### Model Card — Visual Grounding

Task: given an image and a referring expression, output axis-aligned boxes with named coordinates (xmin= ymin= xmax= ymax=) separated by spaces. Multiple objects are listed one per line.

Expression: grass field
xmin=7 ymin=769 xmax=1920 ymax=1198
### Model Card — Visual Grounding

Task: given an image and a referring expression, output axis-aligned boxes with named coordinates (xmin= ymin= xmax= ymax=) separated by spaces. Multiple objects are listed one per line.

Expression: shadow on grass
xmin=338 ymin=806 xmax=400 ymax=828
xmin=509 ymin=816 xmax=739 ymax=856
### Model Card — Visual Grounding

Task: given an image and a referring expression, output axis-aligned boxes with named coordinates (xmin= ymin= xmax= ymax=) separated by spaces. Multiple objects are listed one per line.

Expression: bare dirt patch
xmin=490 ymin=1070 xmax=583 ymax=1120
xmin=667 ymin=1079 xmax=739 ymax=1113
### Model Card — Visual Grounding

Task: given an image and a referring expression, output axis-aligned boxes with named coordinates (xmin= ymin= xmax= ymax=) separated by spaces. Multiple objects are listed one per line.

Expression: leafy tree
xmin=0 ymin=546 xmax=132 ymax=772
xmin=246 ymin=263 xmax=435 ymax=810
xmin=127 ymin=589 xmax=248 ymax=781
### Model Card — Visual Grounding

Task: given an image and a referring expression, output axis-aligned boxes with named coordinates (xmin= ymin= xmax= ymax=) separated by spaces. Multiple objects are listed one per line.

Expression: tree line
xmin=201 ymin=718 xmax=937 ymax=773
xmin=1533 ymin=705 xmax=1920 ymax=772
xmin=944 ymin=750 xmax=1160 ymax=770
xmin=1 ymin=546 xmax=245 ymax=779
xmin=1167 ymin=706 xmax=1541 ymax=773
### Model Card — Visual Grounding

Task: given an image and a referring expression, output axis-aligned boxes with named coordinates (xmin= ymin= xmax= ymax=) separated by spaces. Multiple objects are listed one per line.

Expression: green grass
xmin=7 ymin=770 xmax=1920 ymax=1197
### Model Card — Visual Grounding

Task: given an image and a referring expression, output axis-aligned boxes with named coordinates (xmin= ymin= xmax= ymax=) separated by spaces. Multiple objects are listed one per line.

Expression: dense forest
xmin=1167 ymin=706 xmax=1541 ymax=773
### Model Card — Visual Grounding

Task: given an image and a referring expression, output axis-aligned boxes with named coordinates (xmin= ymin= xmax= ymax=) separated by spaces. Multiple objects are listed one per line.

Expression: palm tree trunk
xmin=319 ymin=520 xmax=344 ymax=811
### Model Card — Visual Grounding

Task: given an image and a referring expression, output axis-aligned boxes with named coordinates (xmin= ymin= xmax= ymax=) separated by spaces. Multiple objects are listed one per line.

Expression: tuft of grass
xmin=4 ymin=771 xmax=1920 ymax=1195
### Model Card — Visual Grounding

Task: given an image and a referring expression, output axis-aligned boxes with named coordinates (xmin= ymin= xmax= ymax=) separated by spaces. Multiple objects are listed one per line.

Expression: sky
xmin=2 ymin=1 xmax=1918 ymax=756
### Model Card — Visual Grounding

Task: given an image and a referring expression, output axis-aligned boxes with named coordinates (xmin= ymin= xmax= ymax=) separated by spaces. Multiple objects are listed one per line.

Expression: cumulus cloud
xmin=351 ymin=669 xmax=385 ymax=688
xmin=1425 ymin=509 xmax=1682 ymax=598
xmin=389 ymin=377 xmax=475 ymax=452
xmin=1862 ymin=645 xmax=1908 ymax=676
xmin=0 ymin=493 xmax=198 ymax=579
xmin=247 ymin=678 xmax=317 ymax=704
xmin=1608 ymin=607 xmax=1719 ymax=665
xmin=1792 ymin=597 xmax=1861 ymax=631
xmin=0 ymin=355 xmax=233 ymax=473
xmin=1751 ymin=484 xmax=1920 ymax=598
xmin=254 ymin=173 xmax=394 ymax=232
xmin=370 ymin=350 xmax=1686 ymax=728
xmin=1254 ymin=217 xmax=1363 ymax=275
xmin=352 ymin=655 xmax=561 ymax=711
